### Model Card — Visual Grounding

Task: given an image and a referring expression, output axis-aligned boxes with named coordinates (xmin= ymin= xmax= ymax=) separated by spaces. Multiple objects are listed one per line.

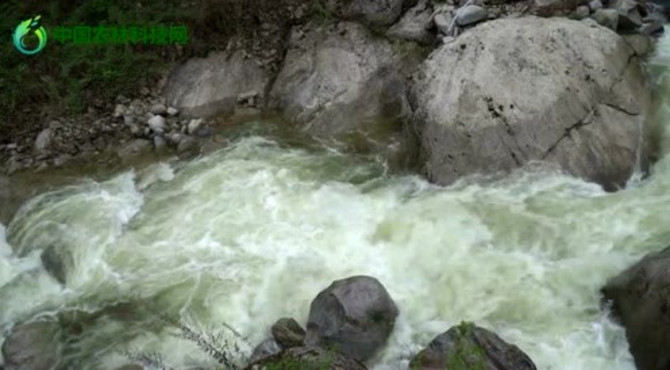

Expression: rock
xmin=433 ymin=12 xmax=454 ymax=34
xmin=247 ymin=346 xmax=367 ymax=370
xmin=249 ymin=338 xmax=282 ymax=363
xmin=602 ymin=247 xmax=670 ymax=370
xmin=387 ymin=0 xmax=436 ymax=44
xmin=167 ymin=133 xmax=183 ymax=146
xmin=592 ymin=8 xmax=619 ymax=30
xmin=589 ymin=0 xmax=603 ymax=11
xmin=623 ymin=34 xmax=654 ymax=56
xmin=575 ymin=5 xmax=591 ymax=19
xmin=640 ymin=19 xmax=665 ymax=35
xmin=153 ymin=135 xmax=167 ymax=150
xmin=150 ymin=103 xmax=167 ymax=116
xmin=613 ymin=0 xmax=643 ymax=31
xmin=139 ymin=86 xmax=150 ymax=96
xmin=177 ymin=136 xmax=198 ymax=155
xmin=166 ymin=106 xmax=179 ymax=116
xmin=2 ymin=321 xmax=61 ymax=370
xmin=409 ymin=17 xmax=649 ymax=191
xmin=114 ymin=365 xmax=143 ymax=370
xmin=455 ymin=5 xmax=489 ymax=26
xmin=113 ymin=104 xmax=126 ymax=118
xmin=164 ymin=50 xmax=271 ymax=118
xmin=116 ymin=139 xmax=152 ymax=159
xmin=40 ymin=244 xmax=73 ymax=284
xmin=34 ymin=128 xmax=53 ymax=152
xmin=271 ymin=318 xmax=306 ymax=349
xmin=187 ymin=119 xmax=204 ymax=135
xmin=147 ymin=115 xmax=166 ymax=134
xmin=532 ymin=0 xmax=577 ymax=16
xmin=305 ymin=276 xmax=398 ymax=361
xmin=271 ymin=22 xmax=419 ymax=143
xmin=326 ymin=0 xmax=409 ymax=27
xmin=409 ymin=322 xmax=537 ymax=370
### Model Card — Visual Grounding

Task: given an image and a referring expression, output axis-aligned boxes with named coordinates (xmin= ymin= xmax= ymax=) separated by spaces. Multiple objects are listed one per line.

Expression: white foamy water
xmin=3 ymin=30 xmax=670 ymax=370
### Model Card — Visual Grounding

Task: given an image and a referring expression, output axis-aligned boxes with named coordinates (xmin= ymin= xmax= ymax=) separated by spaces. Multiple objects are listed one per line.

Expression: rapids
xmin=4 ymin=31 xmax=670 ymax=370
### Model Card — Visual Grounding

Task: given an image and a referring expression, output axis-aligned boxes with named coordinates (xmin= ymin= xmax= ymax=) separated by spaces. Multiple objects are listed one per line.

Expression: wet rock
xmin=602 ymin=247 xmax=670 ymax=370
xmin=249 ymin=338 xmax=282 ymax=363
xmin=271 ymin=21 xmax=420 ymax=144
xmin=40 ymin=244 xmax=73 ymax=284
xmin=387 ymin=0 xmax=436 ymax=44
xmin=305 ymin=275 xmax=398 ymax=361
xmin=177 ymin=136 xmax=198 ymax=154
xmin=114 ymin=365 xmax=143 ymax=370
xmin=247 ymin=346 xmax=367 ymax=370
xmin=34 ymin=128 xmax=53 ymax=152
xmin=165 ymin=50 xmax=271 ymax=118
xmin=410 ymin=17 xmax=649 ymax=191
xmin=456 ymin=5 xmax=489 ymax=26
xmin=1 ymin=321 xmax=62 ymax=370
xmin=271 ymin=318 xmax=305 ymax=349
xmin=409 ymin=322 xmax=537 ymax=370
xmin=326 ymin=0 xmax=410 ymax=27
xmin=147 ymin=115 xmax=166 ymax=134
xmin=592 ymin=8 xmax=619 ymax=30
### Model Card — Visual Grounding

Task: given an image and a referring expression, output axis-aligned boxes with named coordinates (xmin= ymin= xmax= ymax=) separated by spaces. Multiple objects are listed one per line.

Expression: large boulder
xmin=269 ymin=22 xmax=420 ymax=148
xmin=304 ymin=275 xmax=398 ymax=362
xmin=602 ymin=247 xmax=670 ymax=370
xmin=409 ymin=16 xmax=650 ymax=191
xmin=164 ymin=50 xmax=271 ymax=118
xmin=1 ymin=321 xmax=62 ymax=370
xmin=325 ymin=0 xmax=414 ymax=27
xmin=409 ymin=322 xmax=537 ymax=370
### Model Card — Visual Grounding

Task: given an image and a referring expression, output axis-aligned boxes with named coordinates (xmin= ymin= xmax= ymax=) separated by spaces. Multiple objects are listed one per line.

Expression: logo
xmin=13 ymin=15 xmax=48 ymax=55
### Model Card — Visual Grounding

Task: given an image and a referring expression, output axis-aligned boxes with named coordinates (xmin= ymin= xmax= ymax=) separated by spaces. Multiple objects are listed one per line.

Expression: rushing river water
xmin=4 ymin=34 xmax=670 ymax=370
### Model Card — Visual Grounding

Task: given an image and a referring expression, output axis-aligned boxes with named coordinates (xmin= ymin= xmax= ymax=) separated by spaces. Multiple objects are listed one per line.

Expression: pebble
xmin=187 ymin=119 xmax=204 ymax=135
xmin=167 ymin=107 xmax=179 ymax=116
xmin=113 ymin=104 xmax=126 ymax=118
xmin=34 ymin=128 xmax=53 ymax=152
xmin=147 ymin=115 xmax=166 ymax=134
xmin=153 ymin=135 xmax=167 ymax=150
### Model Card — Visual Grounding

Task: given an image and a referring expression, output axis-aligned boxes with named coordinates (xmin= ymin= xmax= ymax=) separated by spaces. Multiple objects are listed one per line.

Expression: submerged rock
xmin=305 ymin=275 xmax=398 ymax=361
xmin=409 ymin=16 xmax=650 ymax=191
xmin=1 ymin=321 xmax=62 ymax=370
xmin=409 ymin=322 xmax=537 ymax=370
xmin=602 ymin=247 xmax=670 ymax=370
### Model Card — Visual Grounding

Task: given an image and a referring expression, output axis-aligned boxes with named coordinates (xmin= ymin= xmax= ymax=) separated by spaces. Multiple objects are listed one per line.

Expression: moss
xmin=445 ymin=322 xmax=488 ymax=370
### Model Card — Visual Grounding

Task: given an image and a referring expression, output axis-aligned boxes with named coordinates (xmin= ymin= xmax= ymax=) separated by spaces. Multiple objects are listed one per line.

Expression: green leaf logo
xmin=13 ymin=15 xmax=48 ymax=55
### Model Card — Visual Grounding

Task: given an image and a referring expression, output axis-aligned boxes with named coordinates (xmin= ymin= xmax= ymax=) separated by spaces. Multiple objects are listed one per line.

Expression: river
xmin=3 ymin=33 xmax=670 ymax=370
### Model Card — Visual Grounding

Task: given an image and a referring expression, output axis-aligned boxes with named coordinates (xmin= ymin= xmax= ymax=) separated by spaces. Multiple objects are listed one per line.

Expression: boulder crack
xmin=542 ymin=108 xmax=594 ymax=159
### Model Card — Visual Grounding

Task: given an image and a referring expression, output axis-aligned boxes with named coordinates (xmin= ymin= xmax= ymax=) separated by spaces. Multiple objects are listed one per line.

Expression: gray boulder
xmin=270 ymin=22 xmax=420 ymax=143
xmin=409 ymin=322 xmax=537 ymax=370
xmin=602 ymin=247 xmax=670 ymax=370
xmin=2 ymin=321 xmax=61 ymax=370
xmin=409 ymin=17 xmax=649 ymax=191
xmin=325 ymin=0 xmax=412 ymax=27
xmin=305 ymin=276 xmax=398 ymax=362
xmin=164 ymin=50 xmax=271 ymax=118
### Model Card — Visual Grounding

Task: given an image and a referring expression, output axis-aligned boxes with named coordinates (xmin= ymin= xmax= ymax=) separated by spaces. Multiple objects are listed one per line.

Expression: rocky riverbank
xmin=2 ymin=0 xmax=666 ymax=191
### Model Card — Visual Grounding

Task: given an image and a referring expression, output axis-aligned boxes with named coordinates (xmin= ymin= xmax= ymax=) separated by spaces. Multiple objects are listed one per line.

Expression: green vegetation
xmin=445 ymin=321 xmax=488 ymax=370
